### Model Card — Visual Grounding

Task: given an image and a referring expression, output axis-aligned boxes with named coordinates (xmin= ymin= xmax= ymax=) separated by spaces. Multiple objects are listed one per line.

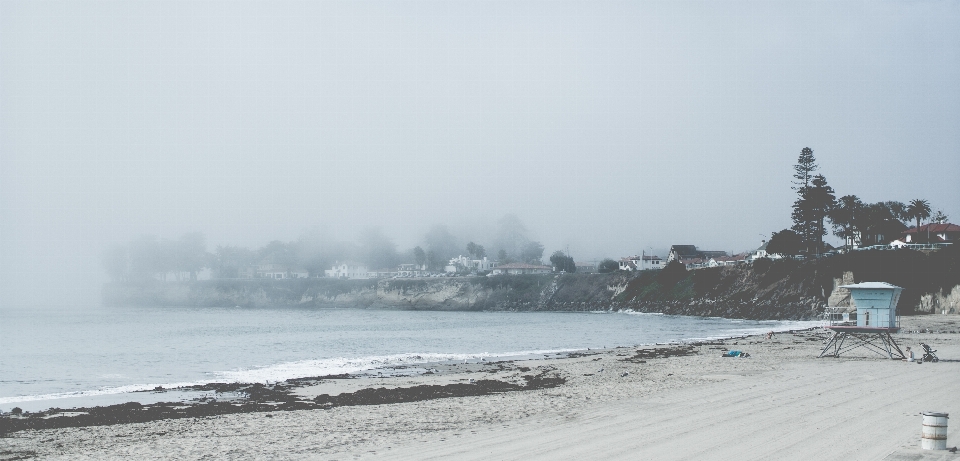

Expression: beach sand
xmin=2 ymin=315 xmax=959 ymax=460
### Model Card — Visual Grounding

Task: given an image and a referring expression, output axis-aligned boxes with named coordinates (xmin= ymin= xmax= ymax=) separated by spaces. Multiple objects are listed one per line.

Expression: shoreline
xmin=0 ymin=317 xmax=820 ymax=417
xmin=3 ymin=315 xmax=958 ymax=459
xmin=0 ymin=314 xmax=821 ymax=415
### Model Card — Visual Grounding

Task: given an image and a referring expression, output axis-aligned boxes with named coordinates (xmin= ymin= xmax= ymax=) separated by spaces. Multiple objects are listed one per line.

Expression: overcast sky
xmin=2 ymin=0 xmax=958 ymax=307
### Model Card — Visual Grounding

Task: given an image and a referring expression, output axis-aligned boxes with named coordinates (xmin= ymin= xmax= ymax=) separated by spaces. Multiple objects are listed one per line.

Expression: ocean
xmin=0 ymin=305 xmax=820 ymax=412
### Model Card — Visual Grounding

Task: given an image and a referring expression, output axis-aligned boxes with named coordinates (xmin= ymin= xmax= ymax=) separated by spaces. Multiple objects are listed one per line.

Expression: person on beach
xmin=766 ymin=331 xmax=775 ymax=340
xmin=905 ymin=347 xmax=915 ymax=362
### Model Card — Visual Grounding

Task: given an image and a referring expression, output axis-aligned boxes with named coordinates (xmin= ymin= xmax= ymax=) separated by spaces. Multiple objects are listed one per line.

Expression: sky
xmin=2 ymin=0 xmax=958 ymax=307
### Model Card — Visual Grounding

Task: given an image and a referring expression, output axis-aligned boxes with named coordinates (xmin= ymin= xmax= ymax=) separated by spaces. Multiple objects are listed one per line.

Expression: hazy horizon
xmin=2 ymin=0 xmax=958 ymax=307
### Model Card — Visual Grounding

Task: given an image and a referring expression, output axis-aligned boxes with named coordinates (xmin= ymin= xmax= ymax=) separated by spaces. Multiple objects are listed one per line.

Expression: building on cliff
xmin=618 ymin=254 xmax=663 ymax=271
xmin=324 ymin=262 xmax=370 ymax=279
xmin=902 ymin=223 xmax=960 ymax=244
xmin=667 ymin=245 xmax=727 ymax=262
xmin=490 ymin=263 xmax=551 ymax=275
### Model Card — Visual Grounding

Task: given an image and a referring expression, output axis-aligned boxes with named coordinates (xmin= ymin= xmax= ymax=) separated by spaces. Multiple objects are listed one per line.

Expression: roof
xmin=903 ymin=223 xmax=960 ymax=234
xmin=839 ymin=282 xmax=902 ymax=290
xmin=642 ymin=255 xmax=662 ymax=260
xmin=670 ymin=245 xmax=698 ymax=255
xmin=496 ymin=263 xmax=552 ymax=270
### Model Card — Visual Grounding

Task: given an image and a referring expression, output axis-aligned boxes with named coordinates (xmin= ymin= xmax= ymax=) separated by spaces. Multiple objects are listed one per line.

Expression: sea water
xmin=0 ymin=305 xmax=820 ymax=412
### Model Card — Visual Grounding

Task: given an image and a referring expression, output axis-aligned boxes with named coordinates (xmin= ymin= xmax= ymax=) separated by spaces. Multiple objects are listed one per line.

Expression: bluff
xmin=103 ymin=246 xmax=960 ymax=320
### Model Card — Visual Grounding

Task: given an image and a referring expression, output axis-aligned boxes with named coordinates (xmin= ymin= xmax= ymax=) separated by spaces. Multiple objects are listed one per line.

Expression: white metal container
xmin=921 ymin=412 xmax=949 ymax=450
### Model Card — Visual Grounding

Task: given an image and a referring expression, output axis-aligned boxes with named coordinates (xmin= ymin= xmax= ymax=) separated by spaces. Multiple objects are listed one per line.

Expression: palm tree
xmin=907 ymin=199 xmax=932 ymax=231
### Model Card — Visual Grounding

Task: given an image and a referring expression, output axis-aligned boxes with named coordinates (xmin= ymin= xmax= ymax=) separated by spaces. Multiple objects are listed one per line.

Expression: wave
xmin=0 ymin=348 xmax=577 ymax=406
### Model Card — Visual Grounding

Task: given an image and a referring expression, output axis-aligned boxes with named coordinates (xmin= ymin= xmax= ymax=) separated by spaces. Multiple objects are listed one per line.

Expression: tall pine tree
xmin=790 ymin=147 xmax=819 ymax=250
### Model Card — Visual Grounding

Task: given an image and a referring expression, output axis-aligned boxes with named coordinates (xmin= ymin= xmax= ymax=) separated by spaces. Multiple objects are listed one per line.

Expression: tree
xmin=497 ymin=249 xmax=512 ymax=264
xmin=175 ymin=232 xmax=207 ymax=280
xmin=358 ymin=227 xmax=398 ymax=269
xmin=413 ymin=246 xmax=426 ymax=268
xmin=520 ymin=241 xmax=545 ymax=264
xmin=907 ymin=199 xmax=932 ymax=230
xmin=424 ymin=225 xmax=459 ymax=266
xmin=213 ymin=245 xmax=256 ymax=278
xmin=597 ymin=259 xmax=619 ymax=273
xmin=932 ymin=210 xmax=949 ymax=224
xmin=792 ymin=147 xmax=818 ymax=190
xmin=494 ymin=214 xmax=529 ymax=258
xmin=658 ymin=260 xmax=688 ymax=287
xmin=829 ymin=195 xmax=864 ymax=249
xmin=790 ymin=147 xmax=820 ymax=250
xmin=466 ymin=242 xmax=478 ymax=258
xmin=549 ymin=251 xmax=576 ymax=273
xmin=766 ymin=229 xmax=803 ymax=256
xmin=792 ymin=174 xmax=835 ymax=254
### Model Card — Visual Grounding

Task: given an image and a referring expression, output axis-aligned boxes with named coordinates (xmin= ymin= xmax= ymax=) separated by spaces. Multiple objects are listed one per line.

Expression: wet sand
xmin=2 ymin=315 xmax=959 ymax=460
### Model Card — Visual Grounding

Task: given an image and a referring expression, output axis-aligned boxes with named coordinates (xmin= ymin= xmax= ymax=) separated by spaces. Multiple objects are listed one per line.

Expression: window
xmin=864 ymin=311 xmax=870 ymax=326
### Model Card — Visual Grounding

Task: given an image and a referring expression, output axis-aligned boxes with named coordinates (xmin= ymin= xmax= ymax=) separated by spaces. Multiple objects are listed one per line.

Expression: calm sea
xmin=0 ymin=305 xmax=820 ymax=412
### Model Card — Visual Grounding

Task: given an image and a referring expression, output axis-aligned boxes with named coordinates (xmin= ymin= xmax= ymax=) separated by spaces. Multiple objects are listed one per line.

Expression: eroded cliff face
xmin=102 ymin=250 xmax=960 ymax=320
xmin=917 ymin=285 xmax=960 ymax=314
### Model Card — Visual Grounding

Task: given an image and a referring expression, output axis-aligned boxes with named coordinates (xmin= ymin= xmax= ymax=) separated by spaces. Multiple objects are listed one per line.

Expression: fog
xmin=2 ymin=1 xmax=958 ymax=307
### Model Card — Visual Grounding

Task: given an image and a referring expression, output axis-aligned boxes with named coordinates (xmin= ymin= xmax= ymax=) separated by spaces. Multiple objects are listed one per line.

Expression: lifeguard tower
xmin=819 ymin=282 xmax=906 ymax=359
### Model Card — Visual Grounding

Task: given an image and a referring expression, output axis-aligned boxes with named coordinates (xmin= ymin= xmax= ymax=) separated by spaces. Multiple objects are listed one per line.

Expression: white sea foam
xmin=0 ymin=349 xmax=575 ymax=406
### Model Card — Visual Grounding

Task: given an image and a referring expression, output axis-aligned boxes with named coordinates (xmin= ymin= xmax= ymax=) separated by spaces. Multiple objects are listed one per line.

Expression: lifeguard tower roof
xmin=838 ymin=282 xmax=901 ymax=290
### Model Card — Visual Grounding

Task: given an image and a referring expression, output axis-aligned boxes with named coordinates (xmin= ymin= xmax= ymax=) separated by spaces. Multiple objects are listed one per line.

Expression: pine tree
xmin=790 ymin=147 xmax=819 ymax=250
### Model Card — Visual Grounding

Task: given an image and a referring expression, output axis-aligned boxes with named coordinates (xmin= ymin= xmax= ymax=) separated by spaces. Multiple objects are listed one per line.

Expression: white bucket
xmin=921 ymin=412 xmax=949 ymax=450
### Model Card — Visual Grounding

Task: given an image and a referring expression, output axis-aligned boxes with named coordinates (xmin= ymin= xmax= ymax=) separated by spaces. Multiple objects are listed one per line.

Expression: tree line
xmin=767 ymin=147 xmax=949 ymax=256
xmin=102 ymin=214 xmax=557 ymax=281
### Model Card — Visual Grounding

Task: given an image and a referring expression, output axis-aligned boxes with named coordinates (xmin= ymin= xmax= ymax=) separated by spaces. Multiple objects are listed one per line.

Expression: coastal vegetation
xmin=104 ymin=243 xmax=960 ymax=319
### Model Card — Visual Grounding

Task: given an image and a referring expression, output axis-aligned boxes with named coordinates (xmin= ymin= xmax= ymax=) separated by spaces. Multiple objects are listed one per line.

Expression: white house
xmin=325 ymin=262 xmax=370 ymax=279
xmin=640 ymin=254 xmax=663 ymax=270
xmin=445 ymin=256 xmax=499 ymax=273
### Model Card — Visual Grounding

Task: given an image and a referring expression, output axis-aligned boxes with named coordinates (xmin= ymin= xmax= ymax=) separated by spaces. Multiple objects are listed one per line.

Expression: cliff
xmin=103 ymin=246 xmax=960 ymax=320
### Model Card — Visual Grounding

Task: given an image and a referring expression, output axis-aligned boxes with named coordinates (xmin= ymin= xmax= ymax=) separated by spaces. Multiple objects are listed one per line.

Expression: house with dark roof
xmin=667 ymin=245 xmax=728 ymax=262
xmin=667 ymin=245 xmax=699 ymax=262
xmin=903 ymin=223 xmax=960 ymax=244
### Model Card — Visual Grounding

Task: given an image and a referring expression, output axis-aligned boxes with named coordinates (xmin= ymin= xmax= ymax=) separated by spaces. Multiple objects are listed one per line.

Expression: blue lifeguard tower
xmin=819 ymin=282 xmax=906 ymax=359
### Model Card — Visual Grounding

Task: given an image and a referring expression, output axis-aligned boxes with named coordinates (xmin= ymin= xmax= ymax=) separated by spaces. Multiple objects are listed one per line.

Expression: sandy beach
xmin=2 ymin=315 xmax=959 ymax=460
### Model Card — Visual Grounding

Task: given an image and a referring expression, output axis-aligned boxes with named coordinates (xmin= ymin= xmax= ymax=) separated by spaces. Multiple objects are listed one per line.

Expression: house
xmin=445 ymin=256 xmax=499 ymax=274
xmin=255 ymin=254 xmax=310 ymax=279
xmin=640 ymin=254 xmax=663 ymax=270
xmin=709 ymin=254 xmax=748 ymax=267
xmin=575 ymin=261 xmax=598 ymax=273
xmin=396 ymin=263 xmax=428 ymax=278
xmin=324 ymin=262 xmax=370 ymax=279
xmin=490 ymin=263 xmax=552 ymax=275
xmin=667 ymin=245 xmax=727 ymax=262
xmin=855 ymin=218 xmax=907 ymax=247
xmin=619 ymin=253 xmax=665 ymax=271
xmin=679 ymin=257 xmax=707 ymax=269
xmin=667 ymin=245 xmax=699 ymax=262
xmin=903 ymin=223 xmax=960 ymax=244
xmin=748 ymin=240 xmax=782 ymax=261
